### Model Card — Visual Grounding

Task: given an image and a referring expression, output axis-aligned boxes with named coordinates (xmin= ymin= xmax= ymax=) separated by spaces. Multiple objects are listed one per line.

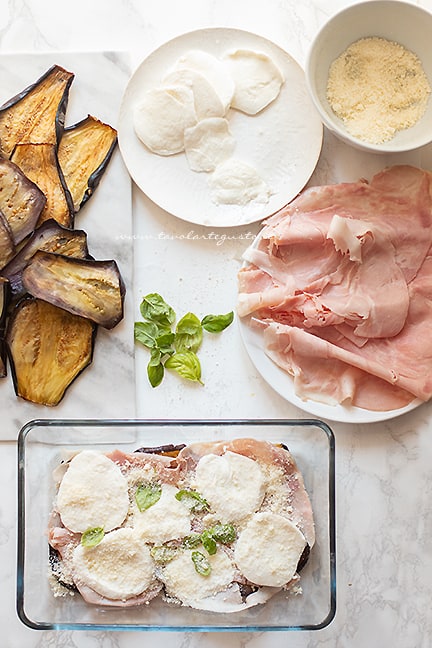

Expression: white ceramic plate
xmin=238 ymin=234 xmax=423 ymax=424
xmin=239 ymin=320 xmax=422 ymax=424
xmin=118 ymin=28 xmax=323 ymax=228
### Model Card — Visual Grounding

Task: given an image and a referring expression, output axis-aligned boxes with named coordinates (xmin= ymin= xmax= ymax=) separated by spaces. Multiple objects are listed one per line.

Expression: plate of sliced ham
xmin=238 ymin=165 xmax=431 ymax=423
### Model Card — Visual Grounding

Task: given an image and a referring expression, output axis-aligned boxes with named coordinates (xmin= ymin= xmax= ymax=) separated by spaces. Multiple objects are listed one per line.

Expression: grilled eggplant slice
xmin=0 ymin=278 xmax=10 ymax=378
xmin=6 ymin=296 xmax=96 ymax=406
xmin=0 ymin=277 xmax=10 ymax=331
xmin=22 ymin=251 xmax=125 ymax=329
xmin=58 ymin=115 xmax=118 ymax=212
xmin=1 ymin=219 xmax=89 ymax=299
xmin=11 ymin=143 xmax=74 ymax=228
xmin=0 ymin=212 xmax=16 ymax=270
xmin=0 ymin=157 xmax=46 ymax=244
xmin=0 ymin=64 xmax=74 ymax=158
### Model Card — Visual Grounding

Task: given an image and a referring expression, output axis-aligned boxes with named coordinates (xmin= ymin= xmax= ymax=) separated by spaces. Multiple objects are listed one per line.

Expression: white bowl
xmin=305 ymin=0 xmax=432 ymax=153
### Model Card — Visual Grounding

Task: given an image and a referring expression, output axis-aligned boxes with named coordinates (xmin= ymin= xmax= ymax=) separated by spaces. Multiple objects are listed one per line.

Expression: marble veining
xmin=1 ymin=0 xmax=432 ymax=647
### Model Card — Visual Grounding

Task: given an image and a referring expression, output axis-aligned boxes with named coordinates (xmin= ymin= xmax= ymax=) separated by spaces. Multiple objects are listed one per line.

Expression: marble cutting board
xmin=0 ymin=51 xmax=136 ymax=440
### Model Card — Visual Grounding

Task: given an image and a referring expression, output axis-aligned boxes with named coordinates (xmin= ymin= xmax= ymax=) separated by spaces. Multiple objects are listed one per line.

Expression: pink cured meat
xmin=238 ymin=165 xmax=432 ymax=411
xmin=48 ymin=441 xmax=314 ymax=610
xmin=181 ymin=438 xmax=315 ymax=547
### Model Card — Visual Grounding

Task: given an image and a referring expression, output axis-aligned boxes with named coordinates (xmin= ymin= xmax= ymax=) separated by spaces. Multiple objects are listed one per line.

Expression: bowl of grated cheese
xmin=305 ymin=0 xmax=432 ymax=153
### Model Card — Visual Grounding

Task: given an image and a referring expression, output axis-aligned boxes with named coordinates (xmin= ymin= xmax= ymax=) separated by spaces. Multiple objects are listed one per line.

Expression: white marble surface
xmin=1 ymin=0 xmax=432 ymax=646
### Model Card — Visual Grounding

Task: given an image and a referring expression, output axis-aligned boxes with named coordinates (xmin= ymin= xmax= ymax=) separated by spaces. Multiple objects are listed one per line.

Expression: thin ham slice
xmin=238 ymin=165 xmax=432 ymax=411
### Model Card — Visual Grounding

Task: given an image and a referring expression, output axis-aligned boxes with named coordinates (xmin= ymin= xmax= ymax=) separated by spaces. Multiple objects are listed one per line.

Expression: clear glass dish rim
xmin=17 ymin=417 xmax=337 ymax=632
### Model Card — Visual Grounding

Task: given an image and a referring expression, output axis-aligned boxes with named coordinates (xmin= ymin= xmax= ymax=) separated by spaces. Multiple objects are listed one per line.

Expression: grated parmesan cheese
xmin=326 ymin=37 xmax=431 ymax=144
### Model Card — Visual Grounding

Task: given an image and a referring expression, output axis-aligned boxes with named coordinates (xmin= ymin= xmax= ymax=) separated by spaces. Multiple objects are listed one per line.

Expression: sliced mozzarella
xmin=208 ymin=158 xmax=271 ymax=206
xmin=159 ymin=548 xmax=235 ymax=608
xmin=162 ymin=68 xmax=225 ymax=120
xmin=173 ymin=49 xmax=235 ymax=113
xmin=234 ymin=511 xmax=306 ymax=587
xmin=223 ymin=48 xmax=284 ymax=115
xmin=184 ymin=117 xmax=236 ymax=172
xmin=56 ymin=451 xmax=129 ymax=534
xmin=133 ymin=85 xmax=197 ymax=155
xmin=194 ymin=451 xmax=266 ymax=522
xmin=72 ymin=528 xmax=155 ymax=600
xmin=133 ymin=483 xmax=191 ymax=543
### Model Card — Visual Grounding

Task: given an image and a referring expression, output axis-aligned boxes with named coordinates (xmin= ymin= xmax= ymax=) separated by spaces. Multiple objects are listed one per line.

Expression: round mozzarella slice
xmin=234 ymin=512 xmax=306 ymax=587
xmin=72 ymin=528 xmax=155 ymax=600
xmin=159 ymin=548 xmax=235 ymax=608
xmin=223 ymin=48 xmax=284 ymax=115
xmin=184 ymin=117 xmax=236 ymax=172
xmin=208 ymin=158 xmax=270 ymax=206
xmin=133 ymin=483 xmax=191 ymax=543
xmin=133 ymin=85 xmax=197 ymax=155
xmin=56 ymin=450 xmax=129 ymax=534
xmin=194 ymin=450 xmax=266 ymax=522
xmin=173 ymin=49 xmax=235 ymax=113
xmin=162 ymin=68 xmax=225 ymax=120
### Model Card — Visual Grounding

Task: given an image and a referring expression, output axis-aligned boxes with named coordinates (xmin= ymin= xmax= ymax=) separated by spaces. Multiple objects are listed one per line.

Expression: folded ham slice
xmin=238 ymin=165 xmax=432 ymax=411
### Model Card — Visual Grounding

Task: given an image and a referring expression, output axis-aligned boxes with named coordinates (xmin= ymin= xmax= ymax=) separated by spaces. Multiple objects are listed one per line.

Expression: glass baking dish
xmin=17 ymin=418 xmax=336 ymax=631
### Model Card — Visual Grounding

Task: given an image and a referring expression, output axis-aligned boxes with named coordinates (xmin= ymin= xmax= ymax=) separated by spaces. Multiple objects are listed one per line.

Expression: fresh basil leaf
xmin=175 ymin=312 xmax=203 ymax=353
xmin=175 ymin=489 xmax=210 ymax=512
xmin=150 ymin=545 xmax=178 ymax=564
xmin=210 ymin=523 xmax=236 ymax=544
xmin=147 ymin=361 xmax=164 ymax=387
xmin=191 ymin=550 xmax=211 ymax=576
xmin=134 ymin=320 xmax=159 ymax=349
xmin=147 ymin=348 xmax=164 ymax=387
xmin=135 ymin=482 xmax=162 ymax=512
xmin=140 ymin=293 xmax=176 ymax=327
xmin=201 ymin=529 xmax=217 ymax=555
xmin=201 ymin=311 xmax=234 ymax=333
xmin=81 ymin=526 xmax=104 ymax=548
xmin=156 ymin=331 xmax=176 ymax=355
xmin=165 ymin=351 xmax=203 ymax=384
xmin=183 ymin=533 xmax=202 ymax=549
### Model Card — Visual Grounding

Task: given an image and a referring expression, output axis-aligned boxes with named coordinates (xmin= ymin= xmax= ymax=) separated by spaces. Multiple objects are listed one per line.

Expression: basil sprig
xmin=134 ymin=293 xmax=234 ymax=388
xmin=183 ymin=522 xmax=236 ymax=575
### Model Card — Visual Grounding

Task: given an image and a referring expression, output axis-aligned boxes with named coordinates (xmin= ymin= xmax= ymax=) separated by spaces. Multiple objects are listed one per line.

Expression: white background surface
xmin=1 ymin=1 xmax=432 ymax=647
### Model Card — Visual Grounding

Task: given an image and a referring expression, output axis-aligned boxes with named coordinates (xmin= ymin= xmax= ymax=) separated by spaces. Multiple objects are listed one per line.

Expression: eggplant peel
xmin=22 ymin=250 xmax=125 ymax=329
xmin=0 ymin=212 xmax=15 ymax=271
xmin=1 ymin=219 xmax=89 ymax=299
xmin=58 ymin=115 xmax=118 ymax=212
xmin=6 ymin=296 xmax=95 ymax=406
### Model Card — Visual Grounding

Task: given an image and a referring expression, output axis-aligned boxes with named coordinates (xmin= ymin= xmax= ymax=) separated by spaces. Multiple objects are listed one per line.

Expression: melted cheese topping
xmin=194 ymin=450 xmax=266 ymax=522
xmin=72 ymin=528 xmax=155 ymax=600
xmin=56 ymin=451 xmax=129 ymax=533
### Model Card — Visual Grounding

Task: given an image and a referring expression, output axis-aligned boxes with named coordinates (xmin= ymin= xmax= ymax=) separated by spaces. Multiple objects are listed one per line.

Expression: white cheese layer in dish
xmin=48 ymin=438 xmax=315 ymax=612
